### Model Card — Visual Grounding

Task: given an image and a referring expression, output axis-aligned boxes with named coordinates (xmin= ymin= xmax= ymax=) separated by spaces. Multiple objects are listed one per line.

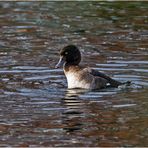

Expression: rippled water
xmin=0 ymin=2 xmax=148 ymax=147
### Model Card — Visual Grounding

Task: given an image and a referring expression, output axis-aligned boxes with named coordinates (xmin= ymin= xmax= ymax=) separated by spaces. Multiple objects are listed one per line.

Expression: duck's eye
xmin=65 ymin=52 xmax=68 ymax=55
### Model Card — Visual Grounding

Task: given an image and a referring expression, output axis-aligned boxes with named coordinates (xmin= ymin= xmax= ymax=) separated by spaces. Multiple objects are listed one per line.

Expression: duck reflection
xmin=61 ymin=88 xmax=89 ymax=133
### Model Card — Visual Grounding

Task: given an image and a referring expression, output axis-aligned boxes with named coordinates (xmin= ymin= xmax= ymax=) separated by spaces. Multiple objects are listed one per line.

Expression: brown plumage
xmin=55 ymin=45 xmax=125 ymax=90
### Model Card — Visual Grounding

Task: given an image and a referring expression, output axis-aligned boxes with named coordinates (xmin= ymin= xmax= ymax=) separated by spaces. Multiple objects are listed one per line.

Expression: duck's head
xmin=55 ymin=45 xmax=81 ymax=68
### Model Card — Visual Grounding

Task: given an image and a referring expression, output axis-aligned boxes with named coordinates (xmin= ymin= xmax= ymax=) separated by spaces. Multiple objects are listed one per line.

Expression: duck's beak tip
xmin=55 ymin=64 xmax=59 ymax=69
xmin=55 ymin=56 xmax=65 ymax=69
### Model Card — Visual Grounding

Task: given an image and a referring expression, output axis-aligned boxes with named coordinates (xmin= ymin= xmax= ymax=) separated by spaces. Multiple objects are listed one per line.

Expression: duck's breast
xmin=65 ymin=71 xmax=93 ymax=89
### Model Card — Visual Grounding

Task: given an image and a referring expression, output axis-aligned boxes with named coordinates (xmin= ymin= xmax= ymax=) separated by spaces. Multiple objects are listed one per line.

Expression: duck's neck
xmin=64 ymin=63 xmax=79 ymax=73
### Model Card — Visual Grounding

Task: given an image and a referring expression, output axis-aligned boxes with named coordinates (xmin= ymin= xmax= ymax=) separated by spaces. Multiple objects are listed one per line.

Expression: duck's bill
xmin=55 ymin=56 xmax=65 ymax=68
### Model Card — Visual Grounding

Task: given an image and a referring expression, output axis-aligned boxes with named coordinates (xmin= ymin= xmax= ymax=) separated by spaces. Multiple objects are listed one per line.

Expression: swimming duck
xmin=55 ymin=45 xmax=124 ymax=90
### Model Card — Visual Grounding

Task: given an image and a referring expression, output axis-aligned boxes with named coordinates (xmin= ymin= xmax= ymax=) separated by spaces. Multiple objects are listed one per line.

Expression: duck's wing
xmin=87 ymin=68 xmax=123 ymax=87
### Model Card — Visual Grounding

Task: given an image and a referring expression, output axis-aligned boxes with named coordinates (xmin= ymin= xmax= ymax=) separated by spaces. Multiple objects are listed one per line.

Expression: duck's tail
xmin=107 ymin=76 xmax=132 ymax=87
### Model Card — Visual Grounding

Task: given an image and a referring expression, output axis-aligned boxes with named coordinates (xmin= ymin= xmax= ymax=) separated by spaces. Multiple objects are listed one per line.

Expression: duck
xmin=55 ymin=45 xmax=127 ymax=90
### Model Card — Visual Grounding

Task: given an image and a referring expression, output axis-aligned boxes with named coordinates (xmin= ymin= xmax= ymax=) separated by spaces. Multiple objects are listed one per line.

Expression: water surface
xmin=0 ymin=2 xmax=148 ymax=147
